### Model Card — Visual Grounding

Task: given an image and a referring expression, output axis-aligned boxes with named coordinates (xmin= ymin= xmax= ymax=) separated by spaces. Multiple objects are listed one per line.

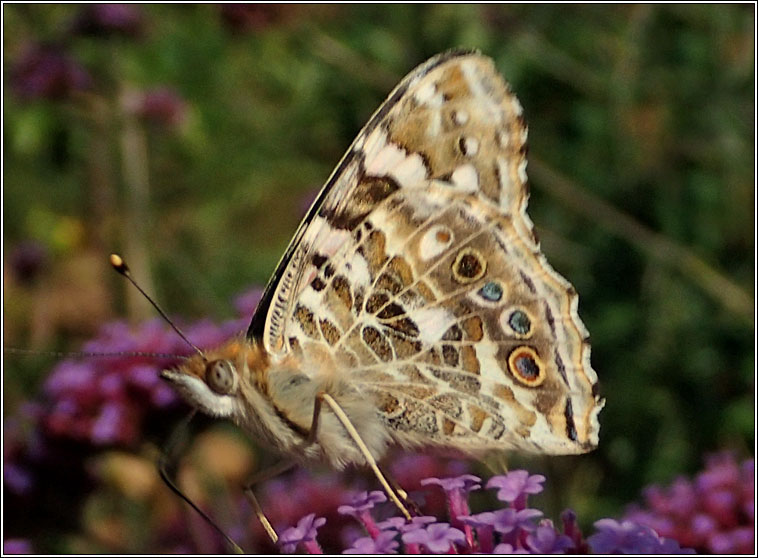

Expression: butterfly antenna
xmin=160 ymin=410 xmax=244 ymax=554
xmin=4 ymin=347 xmax=184 ymax=360
xmin=110 ymin=254 xmax=204 ymax=358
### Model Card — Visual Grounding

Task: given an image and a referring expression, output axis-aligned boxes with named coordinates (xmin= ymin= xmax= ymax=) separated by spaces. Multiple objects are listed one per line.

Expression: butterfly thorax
xmin=161 ymin=335 xmax=392 ymax=468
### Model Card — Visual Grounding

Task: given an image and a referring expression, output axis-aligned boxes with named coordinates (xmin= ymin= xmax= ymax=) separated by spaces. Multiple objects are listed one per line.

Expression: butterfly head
xmin=160 ymin=337 xmax=267 ymax=418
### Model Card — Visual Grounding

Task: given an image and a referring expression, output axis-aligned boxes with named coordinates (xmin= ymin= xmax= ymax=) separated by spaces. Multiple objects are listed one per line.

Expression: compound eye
xmin=206 ymin=360 xmax=236 ymax=395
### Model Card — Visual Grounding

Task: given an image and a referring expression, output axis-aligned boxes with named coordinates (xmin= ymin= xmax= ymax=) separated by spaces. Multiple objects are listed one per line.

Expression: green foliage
xmin=4 ymin=4 xmax=753 ymax=551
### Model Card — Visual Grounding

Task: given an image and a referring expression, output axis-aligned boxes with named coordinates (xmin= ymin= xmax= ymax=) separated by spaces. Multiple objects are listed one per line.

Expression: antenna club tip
xmin=110 ymin=253 xmax=129 ymax=274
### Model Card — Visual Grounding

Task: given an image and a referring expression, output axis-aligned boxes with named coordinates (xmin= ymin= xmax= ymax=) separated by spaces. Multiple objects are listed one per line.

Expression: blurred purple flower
xmin=20 ymin=284 xmax=263 ymax=451
xmin=525 ymin=522 xmax=574 ymax=553
xmin=8 ymin=240 xmax=48 ymax=285
xmin=624 ymin=452 xmax=754 ymax=553
xmin=588 ymin=518 xmax=694 ymax=554
xmin=492 ymin=542 xmax=528 ymax=553
xmin=344 ymin=531 xmax=399 ymax=554
xmin=234 ymin=288 xmax=264 ymax=317
xmin=560 ymin=508 xmax=589 ymax=553
xmin=70 ymin=4 xmax=143 ymax=37
xmin=90 ymin=400 xmax=133 ymax=445
xmin=219 ymin=4 xmax=286 ymax=33
xmin=127 ymin=87 xmax=188 ymax=129
xmin=3 ymin=539 xmax=33 ymax=554
xmin=3 ymin=463 xmax=34 ymax=496
xmin=487 ymin=470 xmax=545 ymax=509
xmin=11 ymin=44 xmax=91 ymax=101
xmin=709 ymin=527 xmax=754 ymax=554
xmin=401 ymin=522 xmax=465 ymax=553
xmin=278 ymin=513 xmax=325 ymax=554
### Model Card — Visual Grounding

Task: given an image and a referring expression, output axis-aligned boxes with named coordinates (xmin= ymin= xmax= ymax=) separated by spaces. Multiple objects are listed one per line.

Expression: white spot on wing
xmin=419 ymin=225 xmax=454 ymax=261
xmin=409 ymin=307 xmax=455 ymax=344
xmin=451 ymin=164 xmax=479 ymax=192
xmin=463 ymin=137 xmax=479 ymax=156
xmin=427 ymin=111 xmax=442 ymax=137
xmin=415 ymin=80 xmax=444 ymax=108
xmin=363 ymin=127 xmax=387 ymax=160
xmin=366 ymin=143 xmax=406 ymax=176
xmin=496 ymin=130 xmax=509 ymax=150
xmin=390 ymin=152 xmax=428 ymax=187
xmin=349 ymin=251 xmax=371 ymax=287
xmin=310 ymin=222 xmax=352 ymax=261
xmin=453 ymin=109 xmax=469 ymax=126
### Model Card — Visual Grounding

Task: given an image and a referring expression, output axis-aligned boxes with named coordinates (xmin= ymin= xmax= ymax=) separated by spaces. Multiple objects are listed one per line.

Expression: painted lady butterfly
xmin=160 ymin=49 xmax=604 ymax=531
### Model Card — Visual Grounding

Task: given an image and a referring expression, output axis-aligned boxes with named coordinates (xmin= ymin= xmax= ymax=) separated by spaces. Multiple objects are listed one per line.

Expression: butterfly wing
xmin=249 ymin=49 xmax=523 ymax=350
xmin=250 ymin=51 xmax=603 ymax=454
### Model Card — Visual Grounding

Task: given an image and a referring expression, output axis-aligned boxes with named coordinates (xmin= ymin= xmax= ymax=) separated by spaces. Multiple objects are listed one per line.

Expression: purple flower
xmin=90 ymin=400 xmax=132 ymax=445
xmin=69 ymin=4 xmax=143 ymax=37
xmin=129 ymin=87 xmax=188 ymax=129
xmin=588 ymin=519 xmax=694 ymax=554
xmin=487 ymin=470 xmax=545 ymax=509
xmin=3 ymin=463 xmax=34 ymax=495
xmin=344 ymin=531 xmax=399 ymax=554
xmin=624 ymin=452 xmax=754 ymax=553
xmin=219 ymin=4 xmax=286 ymax=33
xmin=708 ymin=526 xmax=754 ymax=554
xmin=338 ymin=490 xmax=388 ymax=539
xmin=421 ymin=474 xmax=481 ymax=494
xmin=525 ymin=523 xmax=574 ymax=553
xmin=421 ymin=474 xmax=481 ymax=545
xmin=460 ymin=512 xmax=498 ymax=553
xmin=376 ymin=517 xmax=406 ymax=531
xmin=277 ymin=513 xmax=326 ymax=554
xmin=11 ymin=44 xmax=91 ymax=101
xmin=3 ymin=539 xmax=33 ymax=554
xmin=491 ymin=508 xmax=543 ymax=535
xmin=8 ymin=240 xmax=48 ymax=284
xmin=398 ymin=516 xmax=437 ymax=532
xmin=402 ymin=522 xmax=466 ymax=553
xmin=338 ymin=490 xmax=387 ymax=515
xmin=560 ymin=509 xmax=588 ymax=553
xmin=492 ymin=542 xmax=528 ymax=553
xmin=234 ymin=288 xmax=264 ymax=317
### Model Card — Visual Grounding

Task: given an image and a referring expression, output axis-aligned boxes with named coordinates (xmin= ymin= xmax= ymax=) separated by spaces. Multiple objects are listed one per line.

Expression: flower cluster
xmin=69 ymin=3 xmax=144 ymax=38
xmin=3 ymin=289 xmax=260 ymax=501
xmin=276 ymin=470 xmax=694 ymax=554
xmin=11 ymin=43 xmax=92 ymax=102
xmin=624 ymin=452 xmax=754 ymax=554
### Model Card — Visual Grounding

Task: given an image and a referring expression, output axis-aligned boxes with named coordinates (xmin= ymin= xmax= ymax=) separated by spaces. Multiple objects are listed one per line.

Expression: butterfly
xmin=159 ymin=48 xmax=604 ymax=532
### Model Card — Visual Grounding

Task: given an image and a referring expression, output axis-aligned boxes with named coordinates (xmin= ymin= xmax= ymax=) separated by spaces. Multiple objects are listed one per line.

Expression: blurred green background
xmin=3 ymin=3 xmax=754 ymax=552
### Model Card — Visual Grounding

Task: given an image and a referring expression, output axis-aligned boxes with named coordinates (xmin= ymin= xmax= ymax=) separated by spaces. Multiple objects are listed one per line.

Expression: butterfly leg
xmin=318 ymin=392 xmax=412 ymax=520
xmin=382 ymin=469 xmax=422 ymax=517
xmin=241 ymin=390 xmax=327 ymax=544
xmin=242 ymin=459 xmax=297 ymax=544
